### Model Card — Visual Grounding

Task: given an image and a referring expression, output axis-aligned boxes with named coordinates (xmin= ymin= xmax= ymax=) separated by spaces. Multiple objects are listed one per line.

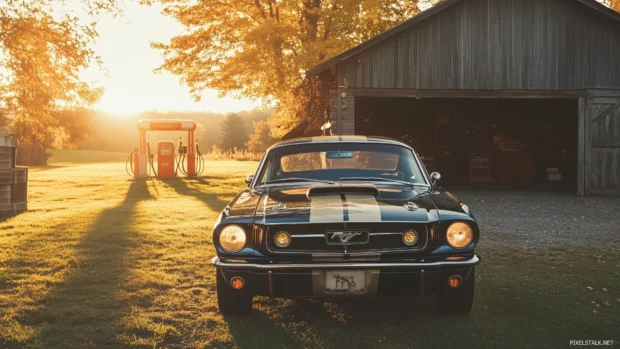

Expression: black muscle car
xmin=212 ymin=136 xmax=480 ymax=315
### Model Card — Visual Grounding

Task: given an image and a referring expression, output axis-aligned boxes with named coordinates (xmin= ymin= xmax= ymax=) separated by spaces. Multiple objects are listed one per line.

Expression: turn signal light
xmin=448 ymin=275 xmax=462 ymax=288
xmin=274 ymin=231 xmax=291 ymax=247
xmin=230 ymin=277 xmax=245 ymax=290
xmin=402 ymin=230 xmax=418 ymax=245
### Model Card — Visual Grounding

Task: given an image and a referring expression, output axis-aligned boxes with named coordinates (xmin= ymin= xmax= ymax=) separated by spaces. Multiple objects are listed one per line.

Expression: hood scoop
xmin=306 ymin=184 xmax=379 ymax=199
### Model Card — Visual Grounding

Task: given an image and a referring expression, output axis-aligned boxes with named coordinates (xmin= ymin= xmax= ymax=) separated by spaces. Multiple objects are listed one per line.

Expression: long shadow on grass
xmin=192 ymin=175 xmax=232 ymax=183
xmin=160 ymin=178 xmax=233 ymax=213
xmin=24 ymin=181 xmax=153 ymax=348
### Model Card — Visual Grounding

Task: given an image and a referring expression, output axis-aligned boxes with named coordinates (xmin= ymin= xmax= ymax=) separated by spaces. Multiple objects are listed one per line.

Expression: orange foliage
xmin=0 ymin=0 xmax=117 ymax=149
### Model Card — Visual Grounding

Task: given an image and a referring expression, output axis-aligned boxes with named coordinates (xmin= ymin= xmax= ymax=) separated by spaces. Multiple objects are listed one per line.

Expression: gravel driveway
xmin=451 ymin=190 xmax=620 ymax=250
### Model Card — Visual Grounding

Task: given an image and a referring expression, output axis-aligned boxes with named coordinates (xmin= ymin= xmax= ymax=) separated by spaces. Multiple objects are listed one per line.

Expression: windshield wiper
xmin=263 ymin=178 xmax=336 ymax=185
xmin=339 ymin=177 xmax=416 ymax=187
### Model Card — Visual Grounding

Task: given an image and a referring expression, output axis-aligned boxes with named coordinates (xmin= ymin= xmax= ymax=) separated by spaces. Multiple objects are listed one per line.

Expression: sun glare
xmin=80 ymin=2 xmax=259 ymax=116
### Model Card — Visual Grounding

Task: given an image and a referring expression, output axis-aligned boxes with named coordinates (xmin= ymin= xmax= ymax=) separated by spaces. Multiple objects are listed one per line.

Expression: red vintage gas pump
xmin=126 ymin=119 xmax=205 ymax=179
xmin=157 ymin=141 xmax=176 ymax=178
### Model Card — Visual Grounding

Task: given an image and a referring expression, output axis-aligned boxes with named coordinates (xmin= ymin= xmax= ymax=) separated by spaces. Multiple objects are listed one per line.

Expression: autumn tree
xmin=153 ymin=0 xmax=424 ymax=137
xmin=220 ymin=113 xmax=249 ymax=150
xmin=0 ymin=0 xmax=118 ymax=164
xmin=246 ymin=119 xmax=279 ymax=152
xmin=607 ymin=0 xmax=620 ymax=11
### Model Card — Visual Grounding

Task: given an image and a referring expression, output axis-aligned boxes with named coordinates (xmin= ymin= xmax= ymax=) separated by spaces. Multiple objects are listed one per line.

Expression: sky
xmin=80 ymin=2 xmax=260 ymax=116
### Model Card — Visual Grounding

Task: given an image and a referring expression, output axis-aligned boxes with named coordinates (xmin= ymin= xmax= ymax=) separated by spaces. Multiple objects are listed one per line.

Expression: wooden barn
xmin=306 ymin=0 xmax=620 ymax=196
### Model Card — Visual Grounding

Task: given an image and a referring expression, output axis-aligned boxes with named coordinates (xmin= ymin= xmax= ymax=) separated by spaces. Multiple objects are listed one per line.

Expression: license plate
xmin=325 ymin=270 xmax=366 ymax=293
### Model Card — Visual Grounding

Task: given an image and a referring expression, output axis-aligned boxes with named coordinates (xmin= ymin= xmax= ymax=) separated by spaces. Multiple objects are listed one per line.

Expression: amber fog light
xmin=230 ymin=277 xmax=245 ymax=290
xmin=446 ymin=222 xmax=473 ymax=249
xmin=274 ymin=231 xmax=291 ymax=247
xmin=402 ymin=230 xmax=418 ymax=246
xmin=448 ymin=275 xmax=462 ymax=288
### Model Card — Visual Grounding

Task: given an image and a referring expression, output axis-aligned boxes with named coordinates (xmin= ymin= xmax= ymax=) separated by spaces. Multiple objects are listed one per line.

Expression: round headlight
xmin=446 ymin=222 xmax=473 ymax=249
xmin=402 ymin=230 xmax=418 ymax=245
xmin=274 ymin=231 xmax=291 ymax=247
xmin=219 ymin=225 xmax=246 ymax=252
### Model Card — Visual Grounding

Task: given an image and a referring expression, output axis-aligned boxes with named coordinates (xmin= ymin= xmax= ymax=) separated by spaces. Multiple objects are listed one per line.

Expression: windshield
xmin=256 ymin=143 xmax=427 ymax=186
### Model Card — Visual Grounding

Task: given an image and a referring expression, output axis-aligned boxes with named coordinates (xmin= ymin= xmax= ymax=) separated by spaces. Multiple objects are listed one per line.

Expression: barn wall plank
xmin=339 ymin=0 xmax=620 ymax=90
xmin=340 ymin=96 xmax=355 ymax=135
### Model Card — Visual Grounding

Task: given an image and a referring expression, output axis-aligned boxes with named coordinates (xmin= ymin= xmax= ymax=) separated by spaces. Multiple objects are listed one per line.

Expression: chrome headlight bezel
xmin=446 ymin=221 xmax=474 ymax=249
xmin=218 ymin=224 xmax=247 ymax=253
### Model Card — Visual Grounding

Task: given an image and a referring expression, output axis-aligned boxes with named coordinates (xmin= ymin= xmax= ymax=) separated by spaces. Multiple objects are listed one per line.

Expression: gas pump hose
xmin=125 ymin=150 xmax=137 ymax=177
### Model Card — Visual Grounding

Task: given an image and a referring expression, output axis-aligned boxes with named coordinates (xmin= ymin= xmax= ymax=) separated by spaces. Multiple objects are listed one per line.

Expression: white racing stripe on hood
xmin=309 ymin=194 xmax=344 ymax=222
xmin=345 ymin=193 xmax=382 ymax=222
xmin=309 ymin=193 xmax=381 ymax=222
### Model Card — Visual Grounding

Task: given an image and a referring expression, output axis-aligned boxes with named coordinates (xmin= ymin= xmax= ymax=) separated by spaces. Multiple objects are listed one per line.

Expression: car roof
xmin=269 ymin=135 xmax=413 ymax=151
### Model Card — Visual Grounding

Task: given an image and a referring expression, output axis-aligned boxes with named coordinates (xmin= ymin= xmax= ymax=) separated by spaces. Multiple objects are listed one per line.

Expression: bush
xmin=202 ymin=145 xmax=262 ymax=161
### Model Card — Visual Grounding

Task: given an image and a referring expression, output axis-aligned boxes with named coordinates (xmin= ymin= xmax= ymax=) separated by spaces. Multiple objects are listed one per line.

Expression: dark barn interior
xmin=355 ymin=98 xmax=578 ymax=191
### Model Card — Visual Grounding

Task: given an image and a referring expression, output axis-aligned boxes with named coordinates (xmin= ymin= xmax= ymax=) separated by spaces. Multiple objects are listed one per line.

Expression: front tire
xmin=216 ymin=268 xmax=253 ymax=316
xmin=436 ymin=267 xmax=475 ymax=315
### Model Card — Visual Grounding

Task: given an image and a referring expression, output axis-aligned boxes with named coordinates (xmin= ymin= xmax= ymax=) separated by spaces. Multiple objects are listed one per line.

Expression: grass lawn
xmin=0 ymin=150 xmax=618 ymax=349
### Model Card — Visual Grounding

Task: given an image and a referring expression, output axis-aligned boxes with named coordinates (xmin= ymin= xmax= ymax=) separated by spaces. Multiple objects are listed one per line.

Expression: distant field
xmin=46 ymin=149 xmax=130 ymax=164
xmin=0 ymin=150 xmax=618 ymax=349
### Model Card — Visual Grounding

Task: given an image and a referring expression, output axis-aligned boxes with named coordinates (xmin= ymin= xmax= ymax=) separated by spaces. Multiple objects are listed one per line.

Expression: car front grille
xmin=265 ymin=222 xmax=428 ymax=254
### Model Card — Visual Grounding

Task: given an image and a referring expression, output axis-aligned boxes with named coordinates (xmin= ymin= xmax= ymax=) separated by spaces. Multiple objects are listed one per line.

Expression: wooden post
xmin=577 ymin=97 xmax=586 ymax=196
xmin=584 ymin=92 xmax=593 ymax=195
xmin=336 ymin=75 xmax=343 ymax=135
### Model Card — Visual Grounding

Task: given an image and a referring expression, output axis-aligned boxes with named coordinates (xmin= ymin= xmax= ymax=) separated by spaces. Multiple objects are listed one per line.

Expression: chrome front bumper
xmin=213 ymin=255 xmax=480 ymax=297
xmin=211 ymin=254 xmax=481 ymax=270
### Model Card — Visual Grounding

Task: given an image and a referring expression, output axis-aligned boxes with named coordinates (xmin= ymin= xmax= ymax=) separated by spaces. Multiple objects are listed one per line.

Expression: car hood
xmin=227 ymin=184 xmax=437 ymax=225
xmin=222 ymin=184 xmax=473 ymax=225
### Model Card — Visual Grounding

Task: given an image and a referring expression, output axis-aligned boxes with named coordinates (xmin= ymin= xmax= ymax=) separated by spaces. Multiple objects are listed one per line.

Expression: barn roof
xmin=305 ymin=0 xmax=620 ymax=78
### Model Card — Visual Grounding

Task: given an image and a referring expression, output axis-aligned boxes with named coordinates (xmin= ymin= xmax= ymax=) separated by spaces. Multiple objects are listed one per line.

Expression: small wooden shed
xmin=306 ymin=0 xmax=620 ymax=195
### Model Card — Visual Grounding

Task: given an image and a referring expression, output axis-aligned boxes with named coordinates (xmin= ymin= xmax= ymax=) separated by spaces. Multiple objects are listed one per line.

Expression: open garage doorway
xmin=355 ymin=98 xmax=579 ymax=192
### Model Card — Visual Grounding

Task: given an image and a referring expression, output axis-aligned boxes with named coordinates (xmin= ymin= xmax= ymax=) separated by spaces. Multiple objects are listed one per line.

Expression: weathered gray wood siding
xmin=586 ymin=90 xmax=620 ymax=194
xmin=329 ymin=90 xmax=355 ymax=135
xmin=340 ymin=96 xmax=355 ymax=134
xmin=338 ymin=0 xmax=620 ymax=90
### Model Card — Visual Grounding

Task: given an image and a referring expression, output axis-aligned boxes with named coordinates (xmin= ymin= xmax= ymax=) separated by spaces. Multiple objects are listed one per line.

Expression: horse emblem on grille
xmin=325 ymin=230 xmax=369 ymax=245
xmin=330 ymin=231 xmax=362 ymax=243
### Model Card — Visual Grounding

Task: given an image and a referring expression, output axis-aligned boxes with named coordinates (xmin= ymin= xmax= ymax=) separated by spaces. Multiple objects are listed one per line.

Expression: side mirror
xmin=245 ymin=175 xmax=255 ymax=187
xmin=430 ymin=172 xmax=441 ymax=186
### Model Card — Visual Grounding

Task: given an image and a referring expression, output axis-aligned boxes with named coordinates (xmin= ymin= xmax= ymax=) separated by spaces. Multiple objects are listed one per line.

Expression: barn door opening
xmin=586 ymin=91 xmax=620 ymax=195
xmin=355 ymin=97 xmax=579 ymax=193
